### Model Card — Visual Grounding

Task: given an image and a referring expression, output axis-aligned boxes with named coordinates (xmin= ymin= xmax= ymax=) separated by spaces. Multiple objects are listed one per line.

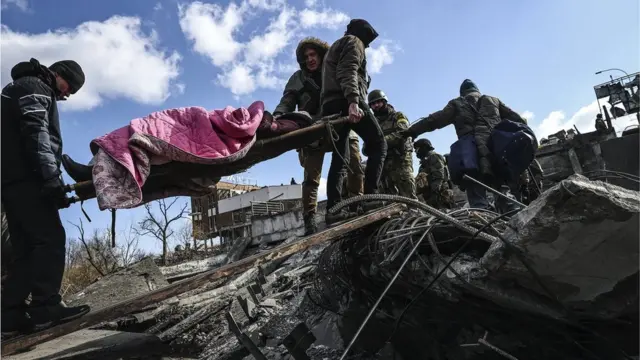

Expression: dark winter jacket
xmin=410 ymin=91 xmax=526 ymax=179
xmin=1 ymin=59 xmax=62 ymax=186
xmin=320 ymin=20 xmax=378 ymax=108
xmin=273 ymin=37 xmax=329 ymax=117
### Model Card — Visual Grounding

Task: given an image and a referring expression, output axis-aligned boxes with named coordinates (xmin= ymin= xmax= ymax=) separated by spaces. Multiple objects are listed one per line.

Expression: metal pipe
xmin=462 ymin=175 xmax=526 ymax=208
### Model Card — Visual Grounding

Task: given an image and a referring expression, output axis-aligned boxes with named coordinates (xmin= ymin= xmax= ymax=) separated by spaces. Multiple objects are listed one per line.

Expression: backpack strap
xmin=463 ymin=95 xmax=494 ymax=130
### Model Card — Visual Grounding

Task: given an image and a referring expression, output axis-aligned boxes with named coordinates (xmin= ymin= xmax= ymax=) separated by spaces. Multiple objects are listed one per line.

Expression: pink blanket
xmin=90 ymin=101 xmax=265 ymax=210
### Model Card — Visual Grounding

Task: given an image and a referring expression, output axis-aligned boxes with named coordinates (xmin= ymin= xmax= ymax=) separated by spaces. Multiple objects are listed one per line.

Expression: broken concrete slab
xmin=160 ymin=254 xmax=227 ymax=281
xmin=481 ymin=175 xmax=639 ymax=317
xmin=4 ymin=330 xmax=168 ymax=360
xmin=65 ymin=257 xmax=169 ymax=312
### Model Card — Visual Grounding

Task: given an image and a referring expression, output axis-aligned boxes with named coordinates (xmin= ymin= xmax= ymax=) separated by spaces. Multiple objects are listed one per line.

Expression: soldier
xmin=405 ymin=79 xmax=527 ymax=211
xmin=320 ymin=19 xmax=387 ymax=224
xmin=273 ymin=37 xmax=364 ymax=235
xmin=367 ymin=89 xmax=416 ymax=199
xmin=595 ymin=113 xmax=608 ymax=133
xmin=414 ymin=139 xmax=454 ymax=209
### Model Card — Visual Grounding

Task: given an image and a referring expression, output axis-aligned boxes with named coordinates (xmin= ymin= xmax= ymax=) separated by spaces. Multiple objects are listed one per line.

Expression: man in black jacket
xmin=1 ymin=58 xmax=90 ymax=335
xmin=320 ymin=19 xmax=387 ymax=223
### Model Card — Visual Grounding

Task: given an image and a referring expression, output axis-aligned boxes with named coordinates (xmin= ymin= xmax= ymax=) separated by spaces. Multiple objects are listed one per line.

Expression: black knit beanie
xmin=49 ymin=60 xmax=85 ymax=94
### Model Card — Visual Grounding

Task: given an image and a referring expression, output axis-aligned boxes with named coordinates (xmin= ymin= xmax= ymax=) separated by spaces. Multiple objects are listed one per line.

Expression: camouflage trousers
xmin=425 ymin=188 xmax=455 ymax=209
xmin=381 ymin=153 xmax=416 ymax=199
xmin=299 ymin=137 xmax=364 ymax=215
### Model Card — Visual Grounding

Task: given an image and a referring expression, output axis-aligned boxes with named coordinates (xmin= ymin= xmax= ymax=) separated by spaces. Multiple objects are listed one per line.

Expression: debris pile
xmin=311 ymin=175 xmax=639 ymax=359
xmin=4 ymin=177 xmax=638 ymax=360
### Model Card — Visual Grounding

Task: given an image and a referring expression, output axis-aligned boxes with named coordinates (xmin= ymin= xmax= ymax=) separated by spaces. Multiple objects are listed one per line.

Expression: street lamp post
xmin=595 ymin=68 xmax=630 ymax=77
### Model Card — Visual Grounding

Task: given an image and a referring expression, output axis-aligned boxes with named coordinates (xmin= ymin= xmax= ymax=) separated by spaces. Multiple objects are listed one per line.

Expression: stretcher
xmin=63 ymin=115 xmax=350 ymax=206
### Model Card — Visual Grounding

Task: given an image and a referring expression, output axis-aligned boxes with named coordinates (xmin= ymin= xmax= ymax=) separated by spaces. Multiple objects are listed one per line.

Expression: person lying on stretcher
xmin=61 ymin=109 xmax=318 ymax=183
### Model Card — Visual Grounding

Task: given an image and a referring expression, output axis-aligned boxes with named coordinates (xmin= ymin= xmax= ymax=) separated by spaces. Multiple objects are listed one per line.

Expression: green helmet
xmin=413 ymin=138 xmax=433 ymax=151
xmin=368 ymin=89 xmax=388 ymax=105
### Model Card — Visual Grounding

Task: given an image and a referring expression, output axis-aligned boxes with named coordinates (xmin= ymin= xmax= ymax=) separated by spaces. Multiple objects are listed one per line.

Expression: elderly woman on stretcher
xmin=62 ymin=101 xmax=329 ymax=211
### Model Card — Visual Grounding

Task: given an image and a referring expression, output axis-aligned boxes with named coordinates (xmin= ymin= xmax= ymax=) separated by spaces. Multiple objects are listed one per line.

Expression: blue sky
xmin=2 ymin=0 xmax=638 ymax=253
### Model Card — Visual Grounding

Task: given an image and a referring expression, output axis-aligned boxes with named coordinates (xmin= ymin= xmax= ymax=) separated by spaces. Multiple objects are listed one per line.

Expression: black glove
xmin=42 ymin=176 xmax=69 ymax=208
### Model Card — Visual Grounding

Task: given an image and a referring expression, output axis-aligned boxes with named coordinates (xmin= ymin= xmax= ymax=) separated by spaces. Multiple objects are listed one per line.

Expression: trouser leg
xmin=300 ymin=149 xmax=325 ymax=215
xmin=351 ymin=102 xmax=387 ymax=194
xmin=465 ymin=181 xmax=490 ymax=209
xmin=1 ymin=182 xmax=65 ymax=309
xmin=346 ymin=137 xmax=364 ymax=198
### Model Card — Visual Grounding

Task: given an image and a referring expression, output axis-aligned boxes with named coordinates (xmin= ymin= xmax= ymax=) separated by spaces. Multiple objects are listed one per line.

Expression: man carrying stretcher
xmin=273 ymin=37 xmax=364 ymax=236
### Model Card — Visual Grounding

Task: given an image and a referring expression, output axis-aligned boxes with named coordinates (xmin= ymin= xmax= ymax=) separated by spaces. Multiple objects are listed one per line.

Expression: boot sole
xmin=32 ymin=308 xmax=91 ymax=331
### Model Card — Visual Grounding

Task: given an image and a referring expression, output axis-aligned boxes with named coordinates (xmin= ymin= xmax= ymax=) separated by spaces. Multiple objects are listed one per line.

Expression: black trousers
xmin=322 ymin=99 xmax=387 ymax=209
xmin=1 ymin=181 xmax=65 ymax=309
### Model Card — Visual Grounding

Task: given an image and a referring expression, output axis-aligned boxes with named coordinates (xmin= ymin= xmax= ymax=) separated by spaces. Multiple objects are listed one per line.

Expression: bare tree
xmin=118 ymin=223 xmax=145 ymax=267
xmin=137 ymin=198 xmax=188 ymax=265
xmin=177 ymin=222 xmax=194 ymax=252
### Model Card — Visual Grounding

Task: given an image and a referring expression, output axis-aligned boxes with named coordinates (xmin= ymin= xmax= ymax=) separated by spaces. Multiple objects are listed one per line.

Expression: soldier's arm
xmin=498 ymin=100 xmax=526 ymax=124
xmin=384 ymin=111 xmax=410 ymax=146
xmin=427 ymin=155 xmax=446 ymax=191
xmin=336 ymin=37 xmax=365 ymax=105
xmin=409 ymin=100 xmax=456 ymax=137
xmin=273 ymin=72 xmax=300 ymax=115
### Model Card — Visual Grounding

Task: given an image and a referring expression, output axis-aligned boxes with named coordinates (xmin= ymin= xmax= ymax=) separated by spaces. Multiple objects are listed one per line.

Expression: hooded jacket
xmin=1 ymin=59 xmax=62 ymax=186
xmin=273 ymin=37 xmax=329 ymax=117
xmin=410 ymin=81 xmax=526 ymax=180
xmin=320 ymin=19 xmax=378 ymax=108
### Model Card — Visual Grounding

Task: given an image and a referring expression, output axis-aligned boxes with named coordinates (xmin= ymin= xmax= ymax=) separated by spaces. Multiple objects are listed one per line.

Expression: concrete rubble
xmin=5 ymin=177 xmax=638 ymax=359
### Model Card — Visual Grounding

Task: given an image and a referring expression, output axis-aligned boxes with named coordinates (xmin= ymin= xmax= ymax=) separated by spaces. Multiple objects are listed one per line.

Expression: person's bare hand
xmin=348 ymin=103 xmax=364 ymax=123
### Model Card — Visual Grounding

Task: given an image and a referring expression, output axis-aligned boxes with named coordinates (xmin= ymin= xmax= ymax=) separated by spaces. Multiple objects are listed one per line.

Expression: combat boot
xmin=303 ymin=212 xmax=318 ymax=236
xmin=325 ymin=209 xmax=356 ymax=226
xmin=28 ymin=302 xmax=91 ymax=331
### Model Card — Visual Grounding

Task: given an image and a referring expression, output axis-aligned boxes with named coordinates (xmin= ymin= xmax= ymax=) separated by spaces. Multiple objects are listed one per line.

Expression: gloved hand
xmin=401 ymin=128 xmax=416 ymax=139
xmin=42 ymin=176 xmax=69 ymax=209
xmin=348 ymin=103 xmax=364 ymax=123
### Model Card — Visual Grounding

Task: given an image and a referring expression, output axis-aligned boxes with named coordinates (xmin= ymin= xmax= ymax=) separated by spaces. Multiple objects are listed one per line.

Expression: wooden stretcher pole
xmin=62 ymin=116 xmax=351 ymax=205
xmin=1 ymin=203 xmax=403 ymax=356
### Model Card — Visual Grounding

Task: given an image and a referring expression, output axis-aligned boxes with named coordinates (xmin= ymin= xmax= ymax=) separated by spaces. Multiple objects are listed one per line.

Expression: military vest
xmin=376 ymin=106 xmax=413 ymax=154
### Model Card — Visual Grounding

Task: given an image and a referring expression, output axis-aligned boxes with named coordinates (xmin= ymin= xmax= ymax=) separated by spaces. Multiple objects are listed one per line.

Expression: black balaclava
xmin=345 ymin=19 xmax=378 ymax=48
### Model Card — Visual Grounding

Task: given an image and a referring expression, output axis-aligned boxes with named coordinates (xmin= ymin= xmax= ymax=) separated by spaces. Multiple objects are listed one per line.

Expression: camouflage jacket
xmin=320 ymin=34 xmax=370 ymax=107
xmin=417 ymin=150 xmax=449 ymax=192
xmin=410 ymin=92 xmax=526 ymax=179
xmin=374 ymin=104 xmax=412 ymax=156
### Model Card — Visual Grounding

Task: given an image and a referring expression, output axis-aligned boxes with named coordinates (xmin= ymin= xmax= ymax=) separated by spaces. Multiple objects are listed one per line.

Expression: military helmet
xmin=413 ymin=138 xmax=433 ymax=150
xmin=368 ymin=89 xmax=388 ymax=105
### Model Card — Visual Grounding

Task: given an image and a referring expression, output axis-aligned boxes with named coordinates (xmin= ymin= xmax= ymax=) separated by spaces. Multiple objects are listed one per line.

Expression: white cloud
xmin=304 ymin=0 xmax=317 ymax=7
xmin=1 ymin=0 xmax=28 ymax=11
xmin=536 ymin=100 xmax=638 ymax=139
xmin=366 ymin=42 xmax=398 ymax=74
xmin=318 ymin=177 xmax=327 ymax=201
xmin=178 ymin=1 xmax=355 ymax=97
xmin=244 ymin=6 xmax=296 ymax=65
xmin=299 ymin=8 xmax=349 ymax=29
xmin=153 ymin=2 xmax=163 ymax=11
xmin=521 ymin=110 xmax=535 ymax=121
xmin=1 ymin=16 xmax=181 ymax=112
xmin=178 ymin=2 xmax=244 ymax=67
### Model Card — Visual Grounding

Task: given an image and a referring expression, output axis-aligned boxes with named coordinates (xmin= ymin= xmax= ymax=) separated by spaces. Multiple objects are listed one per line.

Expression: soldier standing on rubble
xmin=404 ymin=79 xmax=527 ymax=210
xmin=1 ymin=58 xmax=91 ymax=335
xmin=273 ymin=37 xmax=364 ymax=235
xmin=414 ymin=139 xmax=454 ymax=209
xmin=321 ymin=19 xmax=387 ymax=223
xmin=367 ymin=89 xmax=416 ymax=199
